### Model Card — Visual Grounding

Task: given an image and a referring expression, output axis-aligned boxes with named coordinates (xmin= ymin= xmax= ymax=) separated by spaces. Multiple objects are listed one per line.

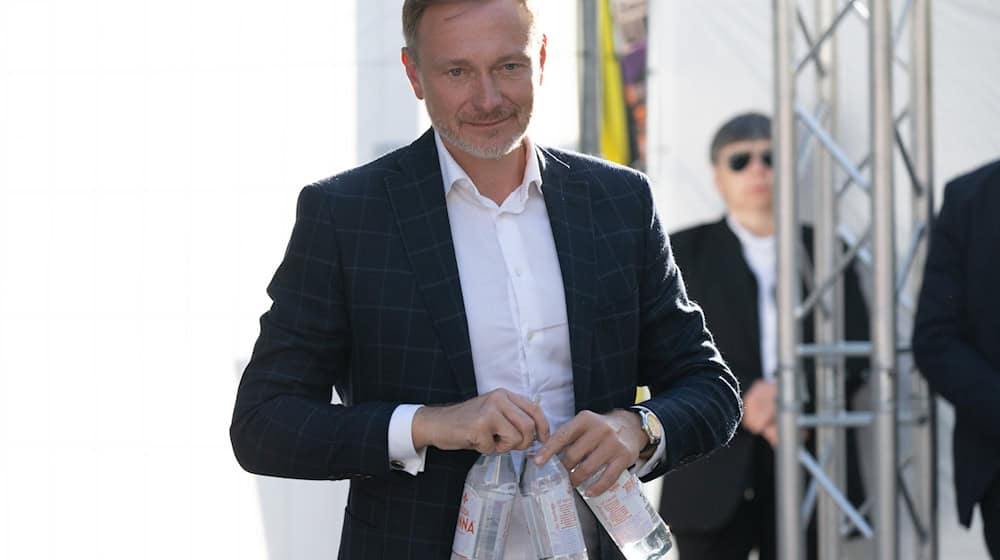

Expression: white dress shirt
xmin=387 ymin=131 xmax=665 ymax=556
xmin=727 ymin=215 xmax=778 ymax=380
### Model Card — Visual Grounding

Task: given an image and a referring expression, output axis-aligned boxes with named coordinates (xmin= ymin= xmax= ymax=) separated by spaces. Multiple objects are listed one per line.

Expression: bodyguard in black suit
xmin=230 ymin=1 xmax=741 ymax=558
xmin=913 ymin=159 xmax=1000 ymax=559
xmin=657 ymin=114 xmax=869 ymax=560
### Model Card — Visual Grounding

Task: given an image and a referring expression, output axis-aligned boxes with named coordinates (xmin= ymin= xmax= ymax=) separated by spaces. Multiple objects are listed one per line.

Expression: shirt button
xmin=527 ymin=331 xmax=536 ymax=343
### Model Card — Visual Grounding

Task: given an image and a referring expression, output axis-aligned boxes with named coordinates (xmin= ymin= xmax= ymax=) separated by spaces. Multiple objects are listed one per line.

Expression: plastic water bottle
xmin=451 ymin=452 xmax=519 ymax=560
xmin=520 ymin=445 xmax=588 ymax=559
xmin=577 ymin=468 xmax=672 ymax=560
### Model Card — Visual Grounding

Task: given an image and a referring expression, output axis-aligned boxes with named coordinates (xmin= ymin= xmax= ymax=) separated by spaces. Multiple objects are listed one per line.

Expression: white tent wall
xmin=648 ymin=0 xmax=1000 ymax=229
xmin=646 ymin=1 xmax=999 ymax=558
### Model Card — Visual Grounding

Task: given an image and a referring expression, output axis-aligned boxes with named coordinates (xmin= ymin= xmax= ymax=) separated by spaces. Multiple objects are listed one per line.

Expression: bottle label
xmin=588 ymin=472 xmax=656 ymax=544
xmin=537 ymin=484 xmax=586 ymax=555
xmin=452 ymin=484 xmax=483 ymax=559
xmin=452 ymin=484 xmax=515 ymax=559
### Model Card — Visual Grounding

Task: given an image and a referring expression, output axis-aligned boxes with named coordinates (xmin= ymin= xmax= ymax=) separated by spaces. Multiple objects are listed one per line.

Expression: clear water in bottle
xmin=451 ymin=452 xmax=519 ymax=560
xmin=577 ymin=468 xmax=672 ymax=560
xmin=520 ymin=445 xmax=588 ymax=559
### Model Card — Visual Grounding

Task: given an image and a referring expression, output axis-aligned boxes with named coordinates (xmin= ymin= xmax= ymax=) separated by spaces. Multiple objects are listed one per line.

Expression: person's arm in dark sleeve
xmin=633 ymin=181 xmax=743 ymax=479
xmin=844 ymin=256 xmax=871 ymax=399
xmin=230 ymin=184 xmax=399 ymax=481
xmin=912 ymin=183 xmax=1000 ymax=444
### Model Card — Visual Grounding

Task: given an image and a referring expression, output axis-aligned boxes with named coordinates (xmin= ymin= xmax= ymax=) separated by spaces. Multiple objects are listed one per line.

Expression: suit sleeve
xmin=230 ymin=184 xmax=399 ymax=480
xmin=633 ymin=184 xmax=743 ymax=478
xmin=844 ymin=257 xmax=871 ymax=398
xmin=912 ymin=183 xmax=1000 ymax=444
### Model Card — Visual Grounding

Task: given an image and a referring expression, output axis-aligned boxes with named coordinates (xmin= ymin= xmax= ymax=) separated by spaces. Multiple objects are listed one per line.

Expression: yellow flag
xmin=598 ymin=0 xmax=631 ymax=165
xmin=635 ymin=385 xmax=650 ymax=404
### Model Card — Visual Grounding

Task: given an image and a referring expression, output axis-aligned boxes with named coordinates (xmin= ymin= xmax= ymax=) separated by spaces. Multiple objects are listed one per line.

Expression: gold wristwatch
xmin=629 ymin=406 xmax=663 ymax=454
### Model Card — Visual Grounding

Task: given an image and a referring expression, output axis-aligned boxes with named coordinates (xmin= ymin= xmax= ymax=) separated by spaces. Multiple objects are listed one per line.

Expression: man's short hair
xmin=709 ymin=112 xmax=772 ymax=163
xmin=401 ymin=0 xmax=538 ymax=58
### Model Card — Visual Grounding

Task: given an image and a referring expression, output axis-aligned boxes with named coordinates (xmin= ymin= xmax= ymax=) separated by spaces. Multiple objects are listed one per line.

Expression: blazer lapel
xmin=538 ymin=147 xmax=597 ymax=410
xmin=384 ymin=130 xmax=478 ymax=400
xmin=715 ymin=220 xmax=764 ymax=378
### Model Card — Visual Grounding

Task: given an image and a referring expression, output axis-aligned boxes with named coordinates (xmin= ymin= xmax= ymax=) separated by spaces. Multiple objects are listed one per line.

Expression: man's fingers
xmin=489 ymin=432 xmax=516 ymax=454
xmin=498 ymin=405 xmax=539 ymax=450
xmin=583 ymin=458 xmax=629 ymax=497
xmin=762 ymin=424 xmax=778 ymax=448
xmin=566 ymin=439 xmax=611 ymax=487
xmin=507 ymin=392 xmax=550 ymax=442
xmin=536 ymin=417 xmax=583 ymax=465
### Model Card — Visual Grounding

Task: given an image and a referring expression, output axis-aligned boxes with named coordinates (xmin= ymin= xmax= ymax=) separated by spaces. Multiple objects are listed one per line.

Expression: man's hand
xmin=533 ymin=409 xmax=646 ymax=497
xmin=741 ymin=379 xmax=777 ymax=435
xmin=411 ymin=389 xmax=549 ymax=454
xmin=761 ymin=423 xmax=778 ymax=448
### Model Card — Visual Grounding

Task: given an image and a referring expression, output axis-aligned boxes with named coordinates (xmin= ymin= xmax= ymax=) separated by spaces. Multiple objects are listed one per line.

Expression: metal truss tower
xmin=773 ymin=0 xmax=936 ymax=559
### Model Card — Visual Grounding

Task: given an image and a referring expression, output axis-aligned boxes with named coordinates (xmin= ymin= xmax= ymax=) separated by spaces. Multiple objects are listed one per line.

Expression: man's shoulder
xmin=670 ymin=220 xmax=726 ymax=249
xmin=539 ymin=145 xmax=649 ymax=189
xmin=307 ymin=147 xmax=409 ymax=199
xmin=306 ymin=130 xmax=440 ymax=199
xmin=943 ymin=158 xmax=1000 ymax=207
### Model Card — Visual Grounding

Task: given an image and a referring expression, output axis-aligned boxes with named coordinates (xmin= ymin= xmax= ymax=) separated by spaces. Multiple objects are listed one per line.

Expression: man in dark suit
xmin=913 ymin=159 xmax=1000 ymax=559
xmin=229 ymin=1 xmax=742 ymax=558
xmin=657 ymin=113 xmax=869 ymax=560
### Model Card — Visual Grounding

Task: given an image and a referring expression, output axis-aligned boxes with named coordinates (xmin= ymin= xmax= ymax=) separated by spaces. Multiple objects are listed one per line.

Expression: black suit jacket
xmin=913 ymin=159 xmax=1000 ymax=527
xmin=230 ymin=130 xmax=742 ymax=558
xmin=657 ymin=218 xmax=869 ymax=532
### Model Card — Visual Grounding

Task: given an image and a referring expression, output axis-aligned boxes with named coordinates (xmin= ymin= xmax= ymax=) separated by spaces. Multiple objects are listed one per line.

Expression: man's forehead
xmin=416 ymin=2 xmax=537 ymax=62
xmin=719 ymin=139 xmax=771 ymax=152
xmin=427 ymin=0 xmax=484 ymax=23
xmin=420 ymin=0 xmax=528 ymax=27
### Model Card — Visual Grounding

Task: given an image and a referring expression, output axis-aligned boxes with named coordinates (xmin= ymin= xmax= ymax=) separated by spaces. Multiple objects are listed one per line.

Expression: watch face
xmin=646 ymin=410 xmax=662 ymax=441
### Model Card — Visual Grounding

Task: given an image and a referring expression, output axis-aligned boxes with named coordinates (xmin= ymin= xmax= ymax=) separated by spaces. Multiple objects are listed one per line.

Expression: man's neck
xmin=730 ymin=210 xmax=775 ymax=237
xmin=446 ymin=141 xmax=527 ymax=206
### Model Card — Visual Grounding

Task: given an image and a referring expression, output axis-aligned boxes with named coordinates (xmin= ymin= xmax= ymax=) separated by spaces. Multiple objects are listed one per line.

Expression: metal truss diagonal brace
xmin=796 ymin=227 xmax=872 ymax=321
xmin=796 ymin=105 xmax=872 ymax=191
xmin=799 ymin=447 xmax=875 ymax=538
xmin=795 ymin=0 xmax=857 ymax=75
xmin=796 ymin=8 xmax=827 ymax=77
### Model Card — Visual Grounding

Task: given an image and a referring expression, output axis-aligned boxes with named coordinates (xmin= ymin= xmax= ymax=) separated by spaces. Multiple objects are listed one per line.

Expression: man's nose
xmin=749 ymin=155 xmax=771 ymax=173
xmin=472 ymin=75 xmax=504 ymax=112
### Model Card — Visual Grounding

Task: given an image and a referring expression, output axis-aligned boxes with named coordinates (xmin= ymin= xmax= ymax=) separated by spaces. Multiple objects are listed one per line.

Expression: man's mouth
xmin=465 ymin=114 xmax=513 ymax=127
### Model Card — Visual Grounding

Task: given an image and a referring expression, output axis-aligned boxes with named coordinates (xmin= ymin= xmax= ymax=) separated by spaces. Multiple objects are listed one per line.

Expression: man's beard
xmin=430 ymin=106 xmax=531 ymax=161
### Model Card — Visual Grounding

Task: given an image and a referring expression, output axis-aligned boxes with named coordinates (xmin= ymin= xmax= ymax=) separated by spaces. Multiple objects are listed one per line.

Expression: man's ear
xmin=401 ymin=47 xmax=425 ymax=100
xmin=713 ymin=165 xmax=727 ymax=198
xmin=538 ymin=33 xmax=548 ymax=85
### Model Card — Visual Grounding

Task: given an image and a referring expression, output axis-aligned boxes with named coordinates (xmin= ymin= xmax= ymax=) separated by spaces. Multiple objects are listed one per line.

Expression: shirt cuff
xmin=629 ymin=406 xmax=666 ymax=478
xmin=388 ymin=404 xmax=427 ymax=476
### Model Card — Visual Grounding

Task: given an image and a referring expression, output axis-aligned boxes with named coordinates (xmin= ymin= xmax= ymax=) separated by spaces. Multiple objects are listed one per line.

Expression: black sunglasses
xmin=727 ymin=150 xmax=773 ymax=172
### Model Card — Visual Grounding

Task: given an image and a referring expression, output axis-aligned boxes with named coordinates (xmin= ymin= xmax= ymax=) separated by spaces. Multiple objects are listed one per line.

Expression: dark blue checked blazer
xmin=914 ymin=159 xmax=1000 ymax=528
xmin=230 ymin=129 xmax=742 ymax=559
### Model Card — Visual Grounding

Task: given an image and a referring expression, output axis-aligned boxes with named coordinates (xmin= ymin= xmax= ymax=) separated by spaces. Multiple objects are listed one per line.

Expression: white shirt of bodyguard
xmin=727 ymin=214 xmax=778 ymax=381
xmin=385 ymin=131 xmax=666 ymax=554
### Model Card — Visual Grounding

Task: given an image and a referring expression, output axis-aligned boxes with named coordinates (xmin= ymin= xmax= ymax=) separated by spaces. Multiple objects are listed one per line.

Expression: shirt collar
xmin=726 ymin=214 xmax=775 ymax=252
xmin=434 ymin=130 xmax=543 ymax=197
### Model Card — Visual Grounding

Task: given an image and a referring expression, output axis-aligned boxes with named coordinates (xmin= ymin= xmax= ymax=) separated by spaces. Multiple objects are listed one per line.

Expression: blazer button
xmin=744 ymin=487 xmax=756 ymax=501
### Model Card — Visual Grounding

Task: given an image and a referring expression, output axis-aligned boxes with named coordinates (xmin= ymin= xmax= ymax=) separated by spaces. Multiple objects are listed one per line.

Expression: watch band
xmin=629 ymin=406 xmax=661 ymax=454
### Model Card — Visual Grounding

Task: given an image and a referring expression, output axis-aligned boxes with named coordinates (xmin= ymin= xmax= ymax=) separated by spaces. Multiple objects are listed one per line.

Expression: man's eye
xmin=503 ymin=63 xmax=520 ymax=71
xmin=448 ymin=68 xmax=463 ymax=77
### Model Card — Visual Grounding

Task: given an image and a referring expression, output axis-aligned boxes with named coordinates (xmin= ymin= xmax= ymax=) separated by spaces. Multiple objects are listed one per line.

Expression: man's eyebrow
xmin=434 ymin=52 xmax=531 ymax=68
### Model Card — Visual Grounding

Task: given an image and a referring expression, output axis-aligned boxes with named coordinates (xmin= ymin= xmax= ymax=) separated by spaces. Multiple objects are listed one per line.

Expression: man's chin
xmin=455 ymin=136 xmax=523 ymax=161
